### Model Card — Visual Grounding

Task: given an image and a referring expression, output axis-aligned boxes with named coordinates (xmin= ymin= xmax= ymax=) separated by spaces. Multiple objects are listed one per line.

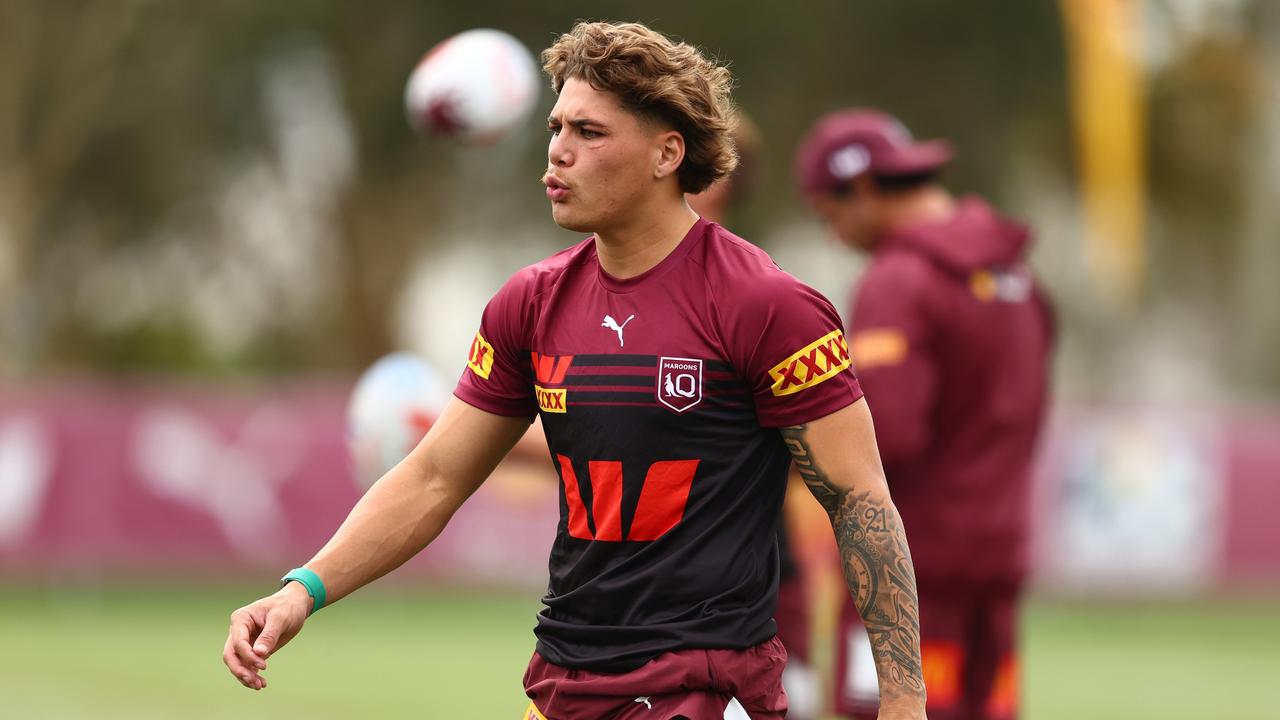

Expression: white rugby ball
xmin=404 ymin=28 xmax=540 ymax=143
xmin=346 ymin=352 xmax=452 ymax=490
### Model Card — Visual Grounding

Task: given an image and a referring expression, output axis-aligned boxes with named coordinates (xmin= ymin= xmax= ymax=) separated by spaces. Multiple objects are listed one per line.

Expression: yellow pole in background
xmin=1059 ymin=0 xmax=1149 ymax=309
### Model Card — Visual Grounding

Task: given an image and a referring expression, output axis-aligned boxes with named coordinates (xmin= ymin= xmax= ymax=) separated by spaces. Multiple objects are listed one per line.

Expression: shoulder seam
xmin=521 ymin=241 xmax=595 ymax=302
xmin=691 ymin=236 xmax=782 ymax=379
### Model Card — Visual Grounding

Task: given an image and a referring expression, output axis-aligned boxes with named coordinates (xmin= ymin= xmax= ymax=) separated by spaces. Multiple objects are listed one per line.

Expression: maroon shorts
xmin=524 ymin=637 xmax=788 ymax=720
xmin=834 ymin=584 xmax=1020 ymax=720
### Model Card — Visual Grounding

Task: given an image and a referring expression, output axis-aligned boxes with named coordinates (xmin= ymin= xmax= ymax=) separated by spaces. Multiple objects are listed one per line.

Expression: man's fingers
xmin=228 ymin=608 xmax=253 ymax=645
xmin=224 ymin=637 xmax=261 ymax=688
xmin=222 ymin=637 xmax=244 ymax=675
xmin=236 ymin=636 xmax=267 ymax=669
xmin=224 ymin=597 xmax=298 ymax=690
xmin=230 ymin=610 xmax=268 ymax=669
xmin=252 ymin=607 xmax=290 ymax=658
xmin=237 ymin=668 xmax=261 ymax=688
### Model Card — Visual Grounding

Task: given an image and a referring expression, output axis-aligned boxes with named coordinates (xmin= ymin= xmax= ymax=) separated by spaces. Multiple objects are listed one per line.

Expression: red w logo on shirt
xmin=531 ymin=352 xmax=574 ymax=385
xmin=556 ymin=455 xmax=699 ymax=542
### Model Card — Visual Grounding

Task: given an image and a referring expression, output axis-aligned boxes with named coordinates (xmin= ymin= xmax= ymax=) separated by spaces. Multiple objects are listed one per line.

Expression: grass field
xmin=0 ymin=583 xmax=1275 ymax=719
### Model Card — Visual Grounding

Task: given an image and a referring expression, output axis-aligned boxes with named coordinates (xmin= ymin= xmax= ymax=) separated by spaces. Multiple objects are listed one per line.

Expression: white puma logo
xmin=601 ymin=314 xmax=635 ymax=347
xmin=634 ymin=696 xmax=652 ymax=710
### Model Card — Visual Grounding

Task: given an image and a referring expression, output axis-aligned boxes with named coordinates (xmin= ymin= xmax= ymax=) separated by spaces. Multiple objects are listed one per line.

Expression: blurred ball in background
xmin=404 ymin=28 xmax=540 ymax=143
xmin=346 ymin=352 xmax=452 ymax=490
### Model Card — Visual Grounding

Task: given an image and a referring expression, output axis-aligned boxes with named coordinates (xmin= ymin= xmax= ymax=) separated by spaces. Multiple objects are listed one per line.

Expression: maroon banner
xmin=0 ymin=380 xmax=557 ymax=584
xmin=1221 ymin=411 xmax=1280 ymax=584
xmin=2 ymin=382 xmax=1278 ymax=590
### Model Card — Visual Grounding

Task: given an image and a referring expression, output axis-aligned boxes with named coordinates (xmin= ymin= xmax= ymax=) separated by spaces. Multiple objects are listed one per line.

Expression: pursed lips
xmin=543 ymin=173 xmax=570 ymax=201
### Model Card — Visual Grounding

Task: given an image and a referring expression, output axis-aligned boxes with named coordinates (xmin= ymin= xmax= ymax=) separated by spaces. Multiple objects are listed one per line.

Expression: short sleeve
xmin=452 ymin=272 xmax=538 ymax=418
xmin=722 ymin=273 xmax=864 ymax=427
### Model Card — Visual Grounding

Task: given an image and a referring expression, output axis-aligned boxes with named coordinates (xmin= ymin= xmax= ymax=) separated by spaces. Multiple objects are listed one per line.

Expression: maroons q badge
xmin=657 ymin=357 xmax=703 ymax=413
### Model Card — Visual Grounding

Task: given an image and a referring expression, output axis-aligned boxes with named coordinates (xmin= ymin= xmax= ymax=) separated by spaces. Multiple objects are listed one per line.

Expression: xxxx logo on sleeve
xmin=768 ymin=329 xmax=852 ymax=396
xmin=535 ymin=385 xmax=567 ymax=413
xmin=467 ymin=331 xmax=495 ymax=380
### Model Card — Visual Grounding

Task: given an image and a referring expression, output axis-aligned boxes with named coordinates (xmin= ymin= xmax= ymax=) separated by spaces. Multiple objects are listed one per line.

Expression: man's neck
xmin=594 ymin=200 xmax=700 ymax=279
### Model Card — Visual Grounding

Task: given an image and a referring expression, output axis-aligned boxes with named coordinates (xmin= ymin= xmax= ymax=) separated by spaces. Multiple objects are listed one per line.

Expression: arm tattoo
xmin=781 ymin=424 xmax=926 ymax=706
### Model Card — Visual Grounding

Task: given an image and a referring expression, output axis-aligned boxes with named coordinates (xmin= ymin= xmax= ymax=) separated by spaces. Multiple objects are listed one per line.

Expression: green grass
xmin=0 ymin=583 xmax=1275 ymax=719
xmin=0 ymin=583 xmax=541 ymax=720
xmin=1023 ymin=597 xmax=1280 ymax=720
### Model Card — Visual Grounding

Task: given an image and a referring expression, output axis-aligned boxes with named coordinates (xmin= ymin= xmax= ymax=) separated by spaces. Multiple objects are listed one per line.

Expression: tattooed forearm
xmin=785 ymin=426 xmax=843 ymax=515
xmin=781 ymin=424 xmax=926 ymax=708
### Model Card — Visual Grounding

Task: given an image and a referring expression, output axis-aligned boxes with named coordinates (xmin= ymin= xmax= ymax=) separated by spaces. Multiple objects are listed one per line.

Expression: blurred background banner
xmin=2 ymin=386 xmax=1277 ymax=592
xmin=0 ymin=381 xmax=557 ymax=583
xmin=1034 ymin=406 xmax=1280 ymax=592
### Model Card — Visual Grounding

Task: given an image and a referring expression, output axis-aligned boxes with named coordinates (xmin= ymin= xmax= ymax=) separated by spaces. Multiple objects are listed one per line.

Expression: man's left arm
xmin=782 ymin=397 xmax=927 ymax=718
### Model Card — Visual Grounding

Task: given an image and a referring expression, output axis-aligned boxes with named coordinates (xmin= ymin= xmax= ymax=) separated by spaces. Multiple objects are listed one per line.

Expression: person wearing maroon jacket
xmin=795 ymin=109 xmax=1053 ymax=720
xmin=223 ymin=24 xmax=928 ymax=720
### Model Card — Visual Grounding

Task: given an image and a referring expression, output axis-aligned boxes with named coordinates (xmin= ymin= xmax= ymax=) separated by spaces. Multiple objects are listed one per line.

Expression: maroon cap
xmin=794 ymin=109 xmax=953 ymax=196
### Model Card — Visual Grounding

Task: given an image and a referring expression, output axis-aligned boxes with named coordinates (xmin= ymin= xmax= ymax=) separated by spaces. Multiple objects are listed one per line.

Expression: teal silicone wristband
xmin=280 ymin=567 xmax=326 ymax=614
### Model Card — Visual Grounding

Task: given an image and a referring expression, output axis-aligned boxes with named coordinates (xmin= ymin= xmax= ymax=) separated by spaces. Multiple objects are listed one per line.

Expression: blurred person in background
xmin=687 ymin=114 xmax=822 ymax=720
xmin=224 ymin=22 xmax=928 ymax=720
xmin=795 ymin=109 xmax=1053 ymax=720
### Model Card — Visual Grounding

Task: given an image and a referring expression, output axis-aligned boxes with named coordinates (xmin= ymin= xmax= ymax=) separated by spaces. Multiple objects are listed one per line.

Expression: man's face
xmin=810 ymin=180 xmax=879 ymax=252
xmin=543 ymin=78 xmax=669 ymax=234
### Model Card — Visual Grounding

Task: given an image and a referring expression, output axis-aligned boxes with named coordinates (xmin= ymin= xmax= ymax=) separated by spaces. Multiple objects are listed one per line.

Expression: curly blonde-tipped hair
xmin=542 ymin=21 xmax=739 ymax=195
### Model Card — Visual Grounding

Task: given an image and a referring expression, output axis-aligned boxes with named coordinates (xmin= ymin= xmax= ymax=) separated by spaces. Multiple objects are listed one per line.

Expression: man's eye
xmin=581 ymin=129 xmax=600 ymax=139
xmin=548 ymin=126 xmax=561 ymax=136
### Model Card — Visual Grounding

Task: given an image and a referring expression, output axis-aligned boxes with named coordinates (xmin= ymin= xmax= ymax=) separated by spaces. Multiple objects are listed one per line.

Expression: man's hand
xmin=222 ymin=581 xmax=312 ymax=690
xmin=218 ymin=399 xmax=532 ymax=691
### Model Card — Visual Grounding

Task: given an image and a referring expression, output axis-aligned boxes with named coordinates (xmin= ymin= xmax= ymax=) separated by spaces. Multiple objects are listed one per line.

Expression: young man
xmin=223 ymin=24 xmax=927 ymax=720
xmin=794 ymin=109 xmax=1054 ymax=720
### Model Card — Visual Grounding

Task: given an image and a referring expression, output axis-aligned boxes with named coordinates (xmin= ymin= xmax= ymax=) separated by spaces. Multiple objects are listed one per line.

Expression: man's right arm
xmin=222 ymin=397 xmax=532 ymax=689
xmin=304 ymin=397 xmax=531 ymax=601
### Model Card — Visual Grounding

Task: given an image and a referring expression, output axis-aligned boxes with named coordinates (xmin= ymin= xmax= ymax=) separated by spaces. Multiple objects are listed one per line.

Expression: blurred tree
xmin=5 ymin=0 xmax=1272 ymax=400
xmin=0 ymin=0 xmax=1063 ymax=378
xmin=1144 ymin=0 xmax=1280 ymax=396
xmin=0 ymin=0 xmax=142 ymax=375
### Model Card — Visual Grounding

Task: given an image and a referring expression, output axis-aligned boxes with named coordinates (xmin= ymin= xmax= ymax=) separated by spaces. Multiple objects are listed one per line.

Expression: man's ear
xmin=654 ymin=130 xmax=686 ymax=180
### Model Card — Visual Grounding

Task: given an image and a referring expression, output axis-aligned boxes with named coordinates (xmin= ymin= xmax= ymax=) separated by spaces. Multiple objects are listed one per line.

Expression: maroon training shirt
xmin=454 ymin=218 xmax=862 ymax=672
xmin=848 ymin=197 xmax=1053 ymax=586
